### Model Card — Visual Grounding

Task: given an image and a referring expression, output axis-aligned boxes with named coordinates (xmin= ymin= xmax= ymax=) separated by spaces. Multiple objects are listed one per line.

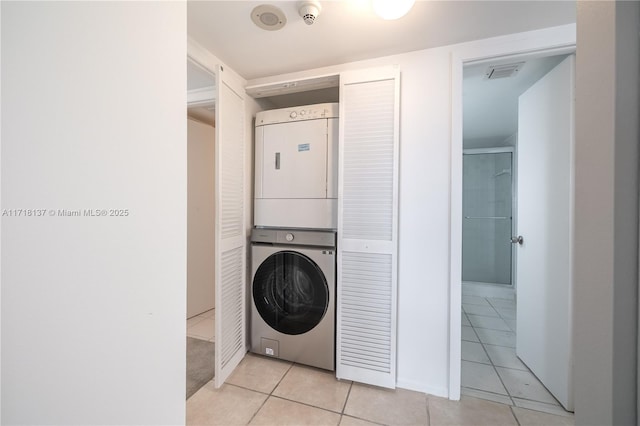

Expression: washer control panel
xmin=251 ymin=228 xmax=336 ymax=248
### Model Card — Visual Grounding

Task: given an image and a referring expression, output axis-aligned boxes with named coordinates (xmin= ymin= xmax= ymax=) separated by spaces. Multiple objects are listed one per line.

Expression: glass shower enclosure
xmin=462 ymin=149 xmax=514 ymax=286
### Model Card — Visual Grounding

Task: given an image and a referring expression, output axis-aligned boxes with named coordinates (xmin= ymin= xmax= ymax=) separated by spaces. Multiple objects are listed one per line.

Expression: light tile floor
xmin=185 ymin=305 xmax=574 ymax=424
xmin=187 ymin=309 xmax=215 ymax=342
xmin=461 ymin=296 xmax=574 ymax=419
xmin=187 ymin=352 xmax=574 ymax=425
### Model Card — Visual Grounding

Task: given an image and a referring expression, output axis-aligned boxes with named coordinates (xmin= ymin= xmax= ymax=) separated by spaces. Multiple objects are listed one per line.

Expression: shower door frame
xmin=462 ymin=146 xmax=517 ymax=293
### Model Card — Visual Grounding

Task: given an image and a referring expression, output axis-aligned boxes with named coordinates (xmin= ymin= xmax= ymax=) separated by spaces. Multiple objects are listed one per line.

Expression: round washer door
xmin=253 ymin=250 xmax=329 ymax=335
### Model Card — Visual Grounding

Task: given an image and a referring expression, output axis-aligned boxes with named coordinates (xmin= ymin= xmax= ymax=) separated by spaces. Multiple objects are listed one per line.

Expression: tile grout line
xmin=480 ymin=331 xmax=517 ymax=405
xmin=341 ymin=381 xmax=353 ymax=415
xmin=243 ymin=361 xmax=360 ymax=422
xmin=244 ymin=360 xmax=295 ymax=425
xmin=509 ymin=405 xmax=522 ymax=426
xmin=486 ymin=298 xmax=517 ymax=332
xmin=268 ymin=394 xmax=345 ymax=416
xmin=483 ymin=297 xmax=568 ymax=411
xmin=473 ymin=297 xmax=517 ymax=407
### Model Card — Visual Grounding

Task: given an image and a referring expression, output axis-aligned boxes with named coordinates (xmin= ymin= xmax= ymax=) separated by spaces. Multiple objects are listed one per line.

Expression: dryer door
xmin=261 ymin=119 xmax=328 ymax=199
xmin=253 ymin=250 xmax=329 ymax=335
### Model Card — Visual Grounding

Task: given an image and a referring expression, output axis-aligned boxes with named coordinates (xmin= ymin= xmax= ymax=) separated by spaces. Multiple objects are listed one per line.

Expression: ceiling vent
xmin=251 ymin=5 xmax=287 ymax=31
xmin=484 ymin=62 xmax=525 ymax=80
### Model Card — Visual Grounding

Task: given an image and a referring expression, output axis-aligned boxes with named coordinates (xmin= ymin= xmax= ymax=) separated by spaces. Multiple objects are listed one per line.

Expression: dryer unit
xmin=254 ymin=103 xmax=338 ymax=229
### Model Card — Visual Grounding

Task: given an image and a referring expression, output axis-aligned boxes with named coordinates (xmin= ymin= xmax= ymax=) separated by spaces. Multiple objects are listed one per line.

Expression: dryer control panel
xmin=256 ymin=102 xmax=338 ymax=125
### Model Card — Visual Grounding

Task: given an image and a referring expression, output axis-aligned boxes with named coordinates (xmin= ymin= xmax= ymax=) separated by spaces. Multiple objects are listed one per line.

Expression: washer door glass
xmin=253 ymin=250 xmax=329 ymax=335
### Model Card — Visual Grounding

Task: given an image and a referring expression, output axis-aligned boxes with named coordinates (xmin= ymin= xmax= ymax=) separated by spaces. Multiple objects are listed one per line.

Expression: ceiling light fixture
xmin=251 ymin=4 xmax=287 ymax=31
xmin=372 ymin=0 xmax=415 ymax=20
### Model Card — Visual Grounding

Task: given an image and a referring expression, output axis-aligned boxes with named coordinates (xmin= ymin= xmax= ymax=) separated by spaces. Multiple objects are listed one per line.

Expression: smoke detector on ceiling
xmin=251 ymin=4 xmax=287 ymax=31
xmin=298 ymin=1 xmax=322 ymax=25
xmin=485 ymin=62 xmax=525 ymax=80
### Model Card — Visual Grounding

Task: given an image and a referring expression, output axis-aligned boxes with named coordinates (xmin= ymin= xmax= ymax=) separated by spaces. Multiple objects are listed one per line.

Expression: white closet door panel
xmin=337 ymin=66 xmax=399 ymax=389
xmin=214 ymin=66 xmax=247 ymax=388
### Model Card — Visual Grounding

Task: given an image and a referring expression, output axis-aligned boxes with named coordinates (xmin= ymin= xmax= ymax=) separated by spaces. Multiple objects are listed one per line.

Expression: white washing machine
xmin=250 ymin=227 xmax=335 ymax=371
xmin=254 ymin=103 xmax=338 ymax=230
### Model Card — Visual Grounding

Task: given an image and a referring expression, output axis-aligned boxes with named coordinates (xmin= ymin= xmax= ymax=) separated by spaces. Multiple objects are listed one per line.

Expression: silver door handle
xmin=275 ymin=152 xmax=280 ymax=170
xmin=511 ymin=236 xmax=523 ymax=245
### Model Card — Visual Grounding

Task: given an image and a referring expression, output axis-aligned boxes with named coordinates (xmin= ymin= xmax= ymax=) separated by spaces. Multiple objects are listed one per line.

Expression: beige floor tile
xmin=463 ymin=304 xmax=500 ymax=317
xmin=462 ymin=296 xmax=491 ymax=306
xmin=512 ymin=398 xmax=573 ymax=417
xmin=187 ymin=316 xmax=205 ymax=328
xmin=474 ymin=328 xmax=516 ymax=347
xmin=227 ymin=353 xmax=293 ymax=394
xmin=339 ymin=415 xmax=382 ymax=425
xmin=186 ymin=382 xmax=267 ymax=426
xmin=496 ymin=368 xmax=558 ymax=404
xmin=344 ymin=383 xmax=428 ymax=425
xmin=484 ymin=345 xmax=527 ymax=371
xmin=428 ymin=395 xmax=518 ymax=426
xmin=495 ymin=307 xmax=516 ymax=320
xmin=461 ymin=341 xmax=491 ymax=364
xmin=250 ymin=396 xmax=341 ymax=425
xmin=461 ymin=361 xmax=507 ymax=395
xmin=461 ymin=387 xmax=513 ymax=406
xmin=462 ymin=313 xmax=471 ymax=326
xmin=512 ymin=407 xmax=574 ymax=426
xmin=200 ymin=308 xmax=215 ymax=318
xmin=273 ymin=364 xmax=351 ymax=412
xmin=487 ymin=298 xmax=516 ymax=309
xmin=462 ymin=326 xmax=480 ymax=343
xmin=188 ymin=317 xmax=215 ymax=340
xmin=467 ymin=315 xmax=511 ymax=331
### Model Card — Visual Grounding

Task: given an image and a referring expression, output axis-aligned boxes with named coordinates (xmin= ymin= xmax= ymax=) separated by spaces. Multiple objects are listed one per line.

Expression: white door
xmin=516 ymin=55 xmax=574 ymax=410
xmin=261 ymin=120 xmax=328 ymax=199
xmin=214 ymin=65 xmax=247 ymax=388
xmin=336 ymin=66 xmax=400 ymax=388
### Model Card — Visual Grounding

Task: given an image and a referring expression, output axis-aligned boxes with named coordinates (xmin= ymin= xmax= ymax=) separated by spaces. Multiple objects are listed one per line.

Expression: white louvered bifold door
xmin=214 ymin=66 xmax=246 ymax=388
xmin=337 ymin=66 xmax=400 ymax=388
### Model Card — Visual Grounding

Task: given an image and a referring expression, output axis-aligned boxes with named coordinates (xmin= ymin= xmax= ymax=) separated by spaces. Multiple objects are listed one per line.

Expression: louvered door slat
xmin=337 ymin=67 xmax=399 ymax=389
xmin=214 ymin=67 xmax=247 ymax=388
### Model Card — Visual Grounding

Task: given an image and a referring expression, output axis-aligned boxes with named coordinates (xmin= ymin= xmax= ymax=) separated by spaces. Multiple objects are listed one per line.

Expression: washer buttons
xmin=285 ymin=233 xmax=294 ymax=242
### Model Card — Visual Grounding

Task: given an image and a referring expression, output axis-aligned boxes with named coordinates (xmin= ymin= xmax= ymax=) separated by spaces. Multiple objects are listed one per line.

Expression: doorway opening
xmin=186 ymin=57 xmax=216 ymax=399
xmin=458 ymin=51 xmax=574 ymax=415
xmin=462 ymin=147 xmax=515 ymax=300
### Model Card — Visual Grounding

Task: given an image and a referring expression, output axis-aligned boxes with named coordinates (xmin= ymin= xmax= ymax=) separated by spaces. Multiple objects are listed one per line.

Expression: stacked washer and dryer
xmin=250 ymin=103 xmax=338 ymax=371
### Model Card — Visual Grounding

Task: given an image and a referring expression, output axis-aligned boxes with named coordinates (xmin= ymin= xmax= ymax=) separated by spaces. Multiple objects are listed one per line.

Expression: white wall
xmin=1 ymin=3 xmax=186 ymax=424
xmin=574 ymin=2 xmax=639 ymax=424
xmin=187 ymin=119 xmax=215 ymax=318
xmin=245 ymin=24 xmax=575 ymax=397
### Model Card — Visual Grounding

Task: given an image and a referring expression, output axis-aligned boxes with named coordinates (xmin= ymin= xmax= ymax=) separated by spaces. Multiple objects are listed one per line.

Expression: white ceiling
xmin=187 ymin=1 xmax=575 ymax=81
xmin=463 ymin=54 xmax=568 ymax=148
